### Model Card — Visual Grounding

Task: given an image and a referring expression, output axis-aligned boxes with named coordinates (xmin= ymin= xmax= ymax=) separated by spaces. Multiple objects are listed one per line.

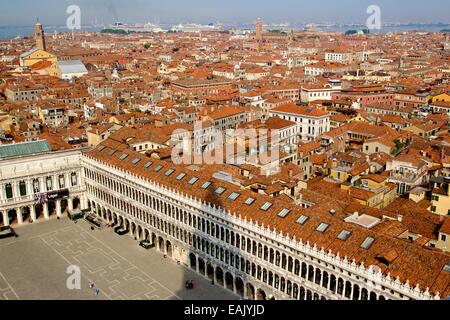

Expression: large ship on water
xmin=169 ymin=23 xmax=225 ymax=33
xmin=110 ymin=21 xmax=165 ymax=33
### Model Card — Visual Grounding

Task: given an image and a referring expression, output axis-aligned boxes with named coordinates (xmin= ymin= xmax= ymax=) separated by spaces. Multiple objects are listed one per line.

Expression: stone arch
xmin=329 ymin=274 xmax=337 ymax=293
xmin=225 ymin=272 xmax=234 ymax=291
xmin=72 ymin=197 xmax=81 ymax=210
xmin=286 ymin=280 xmax=293 ymax=296
xmin=300 ymin=286 xmax=306 ymax=300
xmin=130 ymin=222 xmax=136 ymax=237
xmin=315 ymin=268 xmax=322 ymax=285
xmin=112 ymin=212 xmax=118 ymax=226
xmin=207 ymin=263 xmax=214 ymax=280
xmin=235 ymin=277 xmax=244 ymax=298
xmin=124 ymin=219 xmax=130 ymax=231
xmin=60 ymin=199 xmax=68 ymax=214
xmin=215 ymin=267 xmax=224 ymax=287
xmin=293 ymin=283 xmax=299 ymax=299
xmin=353 ymin=284 xmax=360 ymax=300
xmin=308 ymin=265 xmax=314 ymax=282
xmin=345 ymin=281 xmax=352 ymax=299
xmin=256 ymin=288 xmax=267 ymax=300
xmin=144 ymin=228 xmax=150 ymax=241
xmin=246 ymin=283 xmax=255 ymax=300
xmin=189 ymin=253 xmax=197 ymax=270
xmin=361 ymin=288 xmax=369 ymax=300
xmin=136 ymin=224 xmax=143 ymax=240
xmin=158 ymin=236 xmax=164 ymax=252
xmin=322 ymin=271 xmax=329 ymax=289
xmin=337 ymin=277 xmax=345 ymax=296
xmin=21 ymin=206 xmax=31 ymax=223
xmin=166 ymin=240 xmax=173 ymax=258
xmin=7 ymin=208 xmax=17 ymax=225
xmin=47 ymin=201 xmax=56 ymax=217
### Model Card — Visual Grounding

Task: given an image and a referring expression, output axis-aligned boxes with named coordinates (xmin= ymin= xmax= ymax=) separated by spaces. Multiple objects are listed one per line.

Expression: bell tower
xmin=35 ymin=19 xmax=46 ymax=51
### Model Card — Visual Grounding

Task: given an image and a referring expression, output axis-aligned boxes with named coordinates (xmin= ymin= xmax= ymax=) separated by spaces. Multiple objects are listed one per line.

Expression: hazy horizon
xmin=1 ymin=0 xmax=450 ymax=27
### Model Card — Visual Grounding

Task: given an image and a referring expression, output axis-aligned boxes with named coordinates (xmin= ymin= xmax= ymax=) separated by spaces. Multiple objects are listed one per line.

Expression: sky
xmin=1 ymin=0 xmax=450 ymax=26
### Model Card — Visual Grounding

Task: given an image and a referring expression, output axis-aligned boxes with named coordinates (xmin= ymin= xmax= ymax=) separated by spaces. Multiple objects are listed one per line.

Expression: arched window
xmin=46 ymin=177 xmax=53 ymax=191
xmin=33 ymin=179 xmax=40 ymax=193
xmin=19 ymin=181 xmax=27 ymax=196
xmin=5 ymin=183 xmax=13 ymax=199
xmin=59 ymin=175 xmax=65 ymax=189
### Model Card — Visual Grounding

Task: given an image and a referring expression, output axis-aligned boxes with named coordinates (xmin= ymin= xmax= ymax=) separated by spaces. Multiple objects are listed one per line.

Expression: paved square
xmin=0 ymin=218 xmax=237 ymax=300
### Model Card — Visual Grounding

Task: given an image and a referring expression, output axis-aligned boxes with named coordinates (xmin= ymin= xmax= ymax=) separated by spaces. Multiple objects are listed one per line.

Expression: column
xmin=17 ymin=208 xmax=23 ymax=225
xmin=40 ymin=178 xmax=46 ymax=193
xmin=68 ymin=197 xmax=74 ymax=212
xmin=306 ymin=265 xmax=310 ymax=282
xmin=80 ymin=195 xmax=88 ymax=211
xmin=196 ymin=257 xmax=200 ymax=273
xmin=30 ymin=205 xmax=36 ymax=222
xmin=350 ymin=283 xmax=355 ymax=300
xmin=43 ymin=203 xmax=49 ymax=219
xmin=3 ymin=211 xmax=9 ymax=226
xmin=26 ymin=179 xmax=33 ymax=196
xmin=65 ymin=173 xmax=70 ymax=190
xmin=233 ymin=278 xmax=237 ymax=294
xmin=12 ymin=182 xmax=18 ymax=199
xmin=56 ymin=200 xmax=62 ymax=217
xmin=213 ymin=267 xmax=217 ymax=283
xmin=243 ymin=283 xmax=248 ymax=300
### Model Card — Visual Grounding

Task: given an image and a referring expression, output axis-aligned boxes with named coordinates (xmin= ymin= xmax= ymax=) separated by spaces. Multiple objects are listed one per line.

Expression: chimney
xmin=288 ymin=169 xmax=293 ymax=178
xmin=330 ymin=209 xmax=336 ymax=216
xmin=397 ymin=214 xmax=403 ymax=223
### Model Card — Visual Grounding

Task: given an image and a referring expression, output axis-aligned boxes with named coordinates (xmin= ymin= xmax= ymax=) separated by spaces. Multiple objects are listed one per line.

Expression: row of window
xmin=2 ymin=173 xmax=78 ymax=199
xmin=86 ymin=167 xmax=398 ymax=300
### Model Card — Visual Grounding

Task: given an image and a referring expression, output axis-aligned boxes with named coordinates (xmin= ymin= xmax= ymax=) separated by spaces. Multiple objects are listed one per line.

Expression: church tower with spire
xmin=35 ymin=19 xmax=46 ymax=51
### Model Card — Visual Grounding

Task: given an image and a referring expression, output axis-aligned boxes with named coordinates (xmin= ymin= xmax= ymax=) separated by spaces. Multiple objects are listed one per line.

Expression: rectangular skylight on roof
xmin=176 ymin=173 xmax=187 ymax=180
xmin=260 ymin=202 xmax=273 ymax=211
xmin=97 ymin=145 xmax=105 ymax=152
xmin=337 ymin=230 xmax=352 ymax=241
xmin=245 ymin=197 xmax=255 ymax=205
xmin=444 ymin=261 xmax=450 ymax=273
xmin=131 ymin=158 xmax=141 ymax=165
xmin=188 ymin=177 xmax=199 ymax=185
xmin=164 ymin=169 xmax=175 ymax=176
xmin=215 ymin=187 xmax=226 ymax=195
xmin=144 ymin=161 xmax=153 ymax=168
xmin=119 ymin=153 xmax=129 ymax=160
xmin=316 ymin=223 xmax=329 ymax=233
xmin=107 ymin=149 xmax=116 ymax=156
xmin=201 ymin=181 xmax=212 ymax=189
xmin=296 ymin=215 xmax=309 ymax=225
xmin=361 ymin=236 xmax=375 ymax=250
xmin=228 ymin=192 xmax=240 ymax=201
xmin=154 ymin=165 xmax=163 ymax=172
xmin=278 ymin=208 xmax=291 ymax=218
